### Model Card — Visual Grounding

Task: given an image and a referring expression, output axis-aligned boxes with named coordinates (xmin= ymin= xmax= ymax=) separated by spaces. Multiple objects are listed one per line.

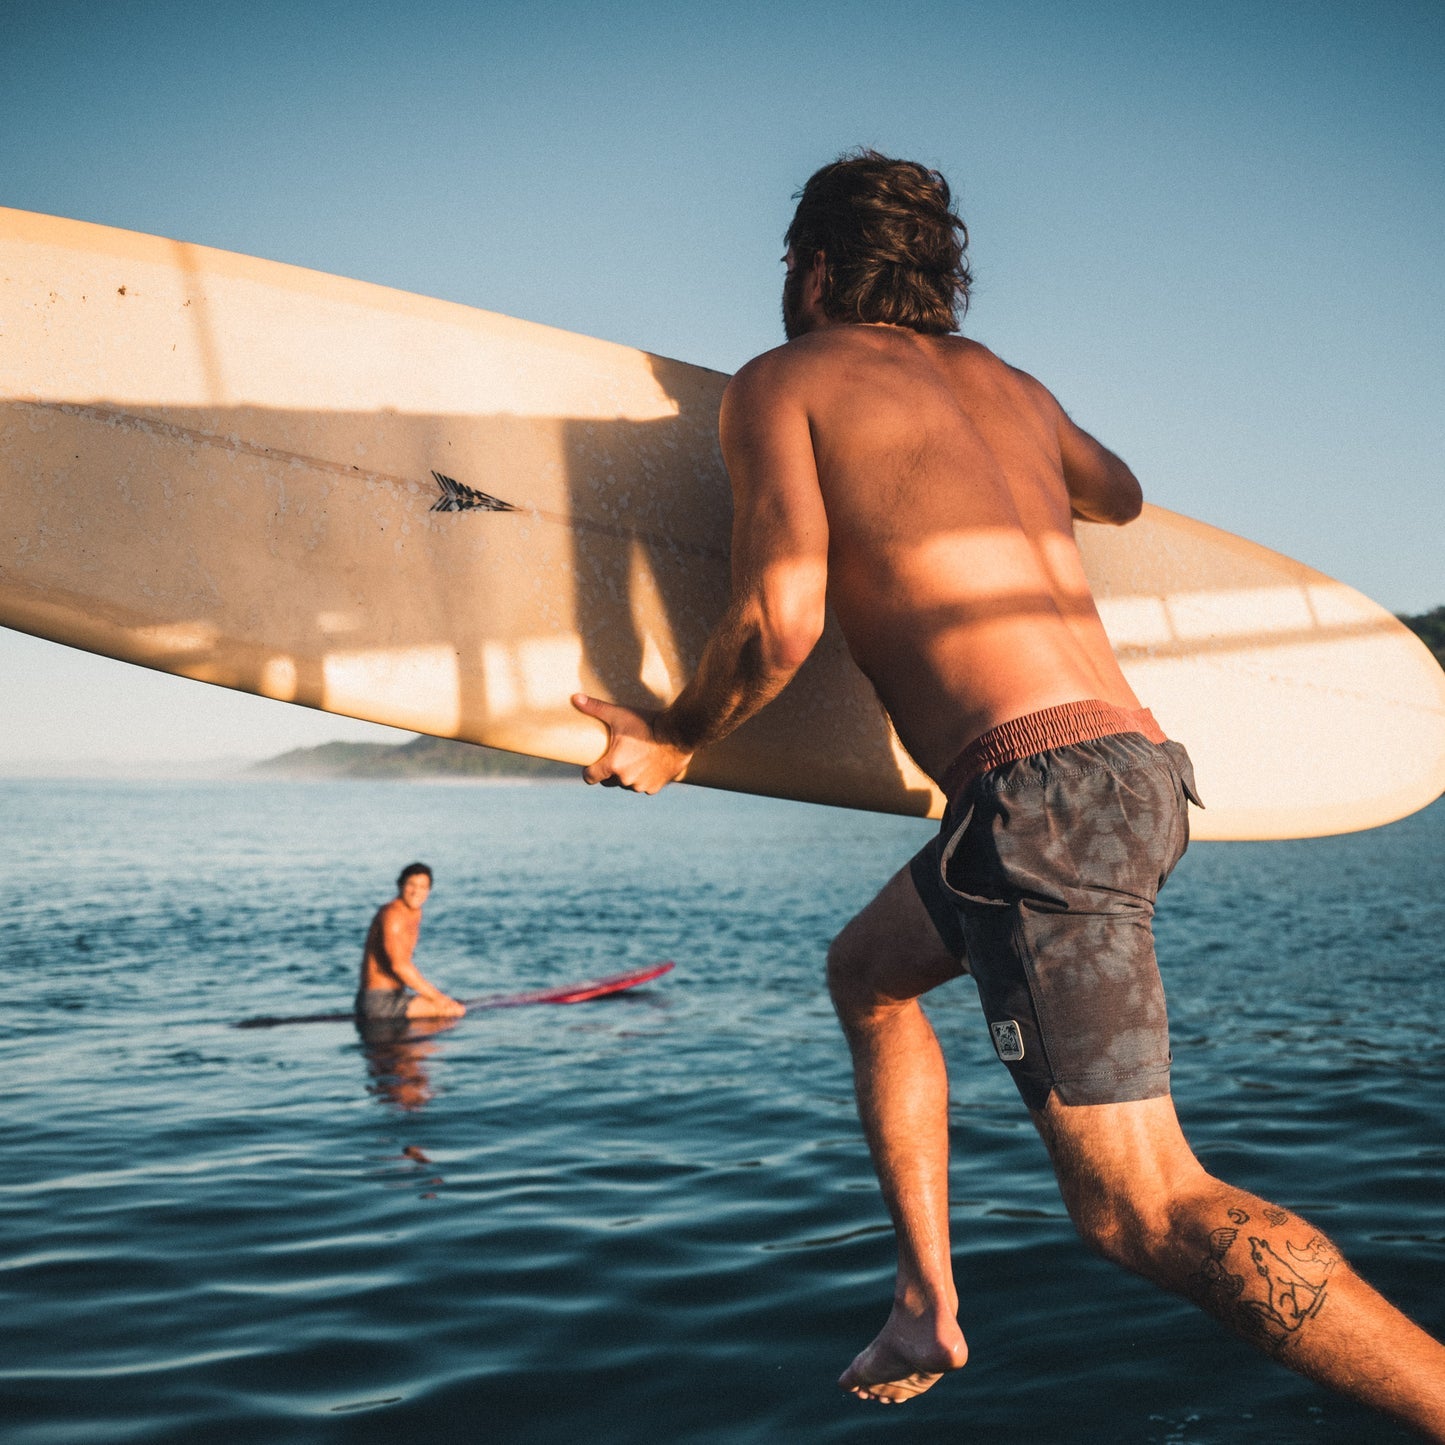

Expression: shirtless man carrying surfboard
xmin=572 ymin=152 xmax=1445 ymax=1435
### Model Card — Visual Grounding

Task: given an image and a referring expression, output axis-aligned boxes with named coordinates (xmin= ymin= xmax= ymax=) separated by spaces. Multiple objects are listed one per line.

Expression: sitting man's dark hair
xmin=785 ymin=150 xmax=972 ymax=335
xmin=397 ymin=861 xmax=433 ymax=891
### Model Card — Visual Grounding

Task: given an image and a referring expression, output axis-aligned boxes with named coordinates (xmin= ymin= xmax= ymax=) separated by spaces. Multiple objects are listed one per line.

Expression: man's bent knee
xmin=1037 ymin=1095 xmax=1205 ymax=1270
xmin=826 ymin=866 xmax=965 ymax=1019
xmin=826 ymin=926 xmax=886 ymax=1017
xmin=1061 ymin=1187 xmax=1159 ymax=1270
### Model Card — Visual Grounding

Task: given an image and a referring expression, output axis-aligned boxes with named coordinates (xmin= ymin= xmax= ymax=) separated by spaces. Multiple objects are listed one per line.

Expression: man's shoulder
xmin=723 ymin=333 xmax=866 ymax=413
xmin=967 ymin=340 xmax=1055 ymax=399
xmin=728 ymin=339 xmax=812 ymax=388
xmin=720 ymin=344 xmax=816 ymax=432
xmin=724 ymin=331 xmax=1059 ymax=416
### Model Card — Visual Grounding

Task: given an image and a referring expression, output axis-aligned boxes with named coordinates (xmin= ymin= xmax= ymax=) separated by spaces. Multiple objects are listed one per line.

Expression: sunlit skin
xmin=359 ymin=873 xmax=466 ymax=1019
xmin=571 ymin=249 xmax=1445 ymax=1434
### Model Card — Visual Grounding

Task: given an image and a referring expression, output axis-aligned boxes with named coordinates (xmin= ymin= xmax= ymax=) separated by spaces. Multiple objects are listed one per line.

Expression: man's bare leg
xmin=1037 ymin=1092 xmax=1445 ymax=1440
xmin=827 ymin=865 xmax=971 ymax=1403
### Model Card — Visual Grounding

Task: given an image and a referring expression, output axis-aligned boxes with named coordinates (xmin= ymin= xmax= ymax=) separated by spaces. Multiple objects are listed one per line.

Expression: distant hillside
xmin=1400 ymin=607 xmax=1445 ymax=671
xmin=252 ymin=733 xmax=574 ymax=780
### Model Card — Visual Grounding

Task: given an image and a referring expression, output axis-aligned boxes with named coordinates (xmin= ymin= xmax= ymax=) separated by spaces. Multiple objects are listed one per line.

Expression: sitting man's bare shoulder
xmin=378 ymin=897 xmax=409 ymax=928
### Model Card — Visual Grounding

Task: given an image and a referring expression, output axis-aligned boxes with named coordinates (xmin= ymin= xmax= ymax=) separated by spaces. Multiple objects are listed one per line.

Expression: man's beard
xmin=781 ymin=264 xmax=808 ymax=340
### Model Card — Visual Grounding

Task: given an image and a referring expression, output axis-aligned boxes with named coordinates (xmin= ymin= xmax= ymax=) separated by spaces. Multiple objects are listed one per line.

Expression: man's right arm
xmin=570 ymin=349 xmax=829 ymax=794
xmin=1057 ymin=410 xmax=1143 ymax=526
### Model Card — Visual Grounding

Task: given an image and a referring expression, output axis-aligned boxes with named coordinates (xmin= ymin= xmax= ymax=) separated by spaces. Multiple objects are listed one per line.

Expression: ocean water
xmin=2 ymin=778 xmax=1442 ymax=1444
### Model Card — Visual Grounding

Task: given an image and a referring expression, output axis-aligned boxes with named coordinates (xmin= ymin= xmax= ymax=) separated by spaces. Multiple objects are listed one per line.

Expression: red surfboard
xmin=235 ymin=961 xmax=674 ymax=1029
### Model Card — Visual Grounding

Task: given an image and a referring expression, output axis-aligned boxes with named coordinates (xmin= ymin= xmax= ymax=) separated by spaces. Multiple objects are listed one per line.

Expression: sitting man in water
xmin=570 ymin=152 xmax=1445 ymax=1435
xmin=355 ymin=863 xmax=466 ymax=1020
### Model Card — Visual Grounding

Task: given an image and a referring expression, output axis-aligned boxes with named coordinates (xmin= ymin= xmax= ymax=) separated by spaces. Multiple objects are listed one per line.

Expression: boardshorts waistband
xmin=910 ymin=701 xmax=1202 ymax=1111
xmin=939 ymin=699 xmax=1168 ymax=803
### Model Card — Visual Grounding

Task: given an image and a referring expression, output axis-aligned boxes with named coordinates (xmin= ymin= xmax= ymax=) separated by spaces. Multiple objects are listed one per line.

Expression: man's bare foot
xmin=838 ymin=1301 xmax=969 ymax=1404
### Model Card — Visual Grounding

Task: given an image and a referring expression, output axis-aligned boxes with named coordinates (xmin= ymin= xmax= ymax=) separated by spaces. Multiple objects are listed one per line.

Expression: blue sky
xmin=2 ymin=0 xmax=1442 ymax=768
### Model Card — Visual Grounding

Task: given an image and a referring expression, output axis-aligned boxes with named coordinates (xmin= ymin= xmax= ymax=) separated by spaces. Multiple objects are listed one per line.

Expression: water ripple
xmin=2 ymin=781 xmax=1441 ymax=1444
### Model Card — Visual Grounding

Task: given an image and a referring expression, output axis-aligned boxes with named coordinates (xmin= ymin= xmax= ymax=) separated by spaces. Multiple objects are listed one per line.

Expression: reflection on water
xmin=356 ymin=1015 xmax=459 ymax=1112
xmin=2 ymin=779 xmax=1442 ymax=1445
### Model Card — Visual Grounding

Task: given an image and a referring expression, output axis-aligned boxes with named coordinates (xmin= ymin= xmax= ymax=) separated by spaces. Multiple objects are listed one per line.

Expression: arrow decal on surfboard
xmin=429 ymin=470 xmax=518 ymax=513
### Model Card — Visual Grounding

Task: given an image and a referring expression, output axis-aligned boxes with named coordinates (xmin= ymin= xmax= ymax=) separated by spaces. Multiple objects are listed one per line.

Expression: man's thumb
xmin=571 ymin=692 xmax=610 ymax=721
xmin=572 ymin=694 xmax=622 ymax=738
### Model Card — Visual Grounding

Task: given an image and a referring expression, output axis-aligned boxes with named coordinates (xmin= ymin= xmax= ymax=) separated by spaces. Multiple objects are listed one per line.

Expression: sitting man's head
xmin=396 ymin=862 xmax=433 ymax=908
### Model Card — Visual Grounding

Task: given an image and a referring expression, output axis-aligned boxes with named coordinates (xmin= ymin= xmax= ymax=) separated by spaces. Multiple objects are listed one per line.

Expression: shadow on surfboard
xmin=235 ymin=961 xmax=675 ymax=1029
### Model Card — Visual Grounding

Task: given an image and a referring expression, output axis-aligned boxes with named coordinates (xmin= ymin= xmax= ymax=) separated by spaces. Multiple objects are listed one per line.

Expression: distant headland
xmin=250 ymin=733 xmax=574 ymax=780
xmin=1401 ymin=607 xmax=1444 ymax=671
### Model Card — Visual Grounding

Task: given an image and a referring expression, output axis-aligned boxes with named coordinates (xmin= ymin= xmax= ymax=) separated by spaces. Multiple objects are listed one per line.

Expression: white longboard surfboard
xmin=2 ymin=207 xmax=1442 ymax=839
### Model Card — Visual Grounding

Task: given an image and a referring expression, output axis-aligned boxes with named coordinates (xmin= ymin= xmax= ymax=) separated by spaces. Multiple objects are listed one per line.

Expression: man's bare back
xmin=732 ymin=321 xmax=1143 ymax=782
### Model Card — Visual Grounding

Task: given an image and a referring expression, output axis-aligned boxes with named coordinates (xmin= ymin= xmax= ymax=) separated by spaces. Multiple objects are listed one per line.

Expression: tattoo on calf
xmin=1190 ymin=1227 xmax=1246 ymax=1309
xmin=1239 ymin=1235 xmax=1339 ymax=1351
xmin=1188 ymin=1211 xmax=1340 ymax=1355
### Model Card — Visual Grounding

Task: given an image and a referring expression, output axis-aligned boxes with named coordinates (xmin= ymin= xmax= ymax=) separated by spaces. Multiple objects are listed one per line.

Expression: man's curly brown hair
xmin=785 ymin=150 xmax=972 ymax=335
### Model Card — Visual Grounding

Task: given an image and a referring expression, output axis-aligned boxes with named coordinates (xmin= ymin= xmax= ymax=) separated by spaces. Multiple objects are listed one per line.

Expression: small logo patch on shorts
xmin=990 ymin=1020 xmax=1025 ymax=1062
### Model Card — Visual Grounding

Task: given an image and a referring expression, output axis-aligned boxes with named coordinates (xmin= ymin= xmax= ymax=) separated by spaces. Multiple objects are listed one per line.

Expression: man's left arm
xmin=572 ymin=355 xmax=829 ymax=794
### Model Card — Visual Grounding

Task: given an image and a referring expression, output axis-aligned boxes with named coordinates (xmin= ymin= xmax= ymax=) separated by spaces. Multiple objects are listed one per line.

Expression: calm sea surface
xmin=2 ymin=778 xmax=1442 ymax=1444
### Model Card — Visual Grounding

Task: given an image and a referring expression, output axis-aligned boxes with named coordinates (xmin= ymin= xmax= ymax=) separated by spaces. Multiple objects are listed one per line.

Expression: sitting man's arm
xmin=382 ymin=910 xmax=465 ymax=1017
xmin=1057 ymin=407 xmax=1143 ymax=526
xmin=572 ymin=353 xmax=829 ymax=794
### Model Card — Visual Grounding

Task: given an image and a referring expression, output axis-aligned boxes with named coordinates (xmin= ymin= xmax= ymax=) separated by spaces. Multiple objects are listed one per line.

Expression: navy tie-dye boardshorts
xmin=909 ymin=701 xmax=1203 ymax=1111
